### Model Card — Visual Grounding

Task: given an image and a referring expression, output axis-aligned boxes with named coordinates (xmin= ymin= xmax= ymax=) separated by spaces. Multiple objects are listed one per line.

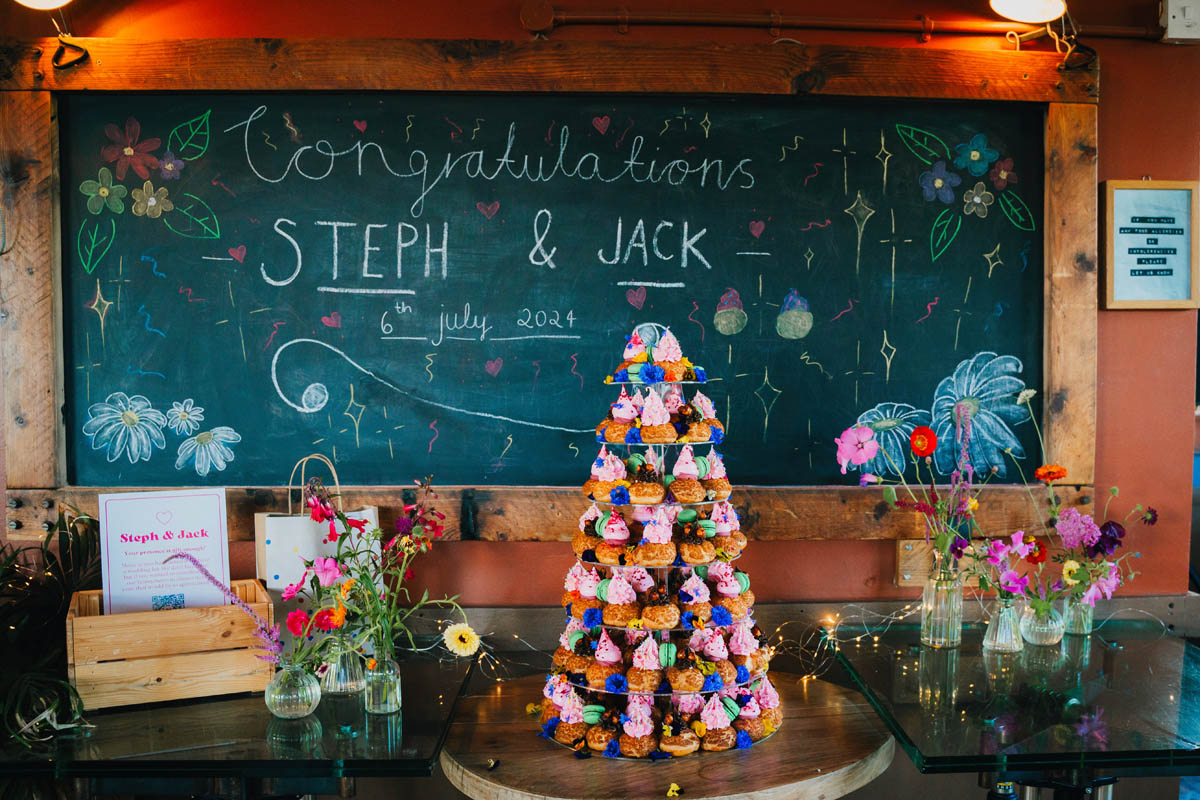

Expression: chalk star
xmin=803 ymin=247 xmax=815 ymax=270
xmin=84 ymin=279 xmax=113 ymax=346
xmin=878 ymin=209 xmax=913 ymax=309
xmin=343 ymin=384 xmax=366 ymax=447
xmin=753 ymin=366 xmax=783 ymax=440
xmin=843 ymin=190 xmax=876 ymax=275
xmin=984 ymin=243 xmax=1003 ymax=278
xmin=831 ymin=128 xmax=857 ymax=195
xmin=876 ymin=129 xmax=893 ymax=192
xmin=880 ymin=330 xmax=897 ymax=383
xmin=699 ymin=112 xmax=712 ymax=139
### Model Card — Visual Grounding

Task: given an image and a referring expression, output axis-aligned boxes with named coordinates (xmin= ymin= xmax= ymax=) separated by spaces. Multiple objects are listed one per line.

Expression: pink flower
xmin=307 ymin=494 xmax=335 ymax=523
xmin=1081 ymin=583 xmax=1102 ymax=607
xmin=286 ymin=609 xmax=310 ymax=636
xmin=859 ymin=473 xmax=879 ymax=486
xmin=999 ymin=569 xmax=1029 ymax=594
xmin=986 ymin=538 xmax=1010 ymax=566
xmin=1008 ymin=530 xmax=1032 ymax=560
xmin=281 ymin=582 xmax=302 ymax=601
xmin=1056 ymin=507 xmax=1101 ymax=550
xmin=313 ymin=556 xmax=342 ymax=587
xmin=835 ymin=426 xmax=879 ymax=475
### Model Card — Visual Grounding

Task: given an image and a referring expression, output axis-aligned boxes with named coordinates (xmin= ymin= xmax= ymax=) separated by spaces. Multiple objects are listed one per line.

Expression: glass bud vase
xmin=920 ymin=554 xmax=963 ymax=649
xmin=265 ymin=664 xmax=321 ymax=719
xmin=321 ymin=637 xmax=366 ymax=695
xmin=1019 ymin=604 xmax=1065 ymax=646
xmin=364 ymin=657 xmax=402 ymax=715
xmin=982 ymin=597 xmax=1023 ymax=653
xmin=1063 ymin=596 xmax=1094 ymax=636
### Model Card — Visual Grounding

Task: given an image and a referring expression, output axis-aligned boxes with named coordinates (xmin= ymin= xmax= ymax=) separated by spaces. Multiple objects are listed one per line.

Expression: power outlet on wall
xmin=1161 ymin=0 xmax=1200 ymax=42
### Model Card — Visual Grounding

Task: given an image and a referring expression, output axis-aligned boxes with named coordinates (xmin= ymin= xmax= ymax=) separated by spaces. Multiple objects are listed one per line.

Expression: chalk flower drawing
xmin=855 ymin=402 xmax=932 ymax=477
xmin=158 ymin=151 xmax=185 ymax=181
xmin=917 ymin=161 xmax=961 ymax=204
xmin=131 ymin=181 xmax=174 ymax=219
xmin=930 ymin=352 xmax=1030 ymax=477
xmin=963 ymin=182 xmax=995 ymax=219
xmin=166 ymin=399 xmax=205 ymax=436
xmin=175 ymin=427 xmax=242 ymax=477
xmin=79 ymin=167 xmax=128 ymax=215
xmin=101 ymin=117 xmax=161 ymax=181
xmin=953 ymin=133 xmax=999 ymax=178
xmin=82 ymin=392 xmax=167 ymax=464
xmin=989 ymin=157 xmax=1018 ymax=191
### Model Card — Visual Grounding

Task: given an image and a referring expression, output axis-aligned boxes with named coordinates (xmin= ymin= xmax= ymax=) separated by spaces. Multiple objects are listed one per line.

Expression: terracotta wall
xmin=2 ymin=0 xmax=1197 ymax=603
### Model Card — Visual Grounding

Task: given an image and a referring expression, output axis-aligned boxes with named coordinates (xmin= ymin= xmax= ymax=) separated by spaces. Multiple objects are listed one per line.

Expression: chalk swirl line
xmin=270 ymin=338 xmax=593 ymax=433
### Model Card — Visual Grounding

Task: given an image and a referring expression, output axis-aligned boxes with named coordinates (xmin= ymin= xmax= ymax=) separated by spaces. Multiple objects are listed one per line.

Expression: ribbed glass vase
xmin=264 ymin=664 xmax=321 ymax=719
xmin=1063 ymin=596 xmax=1094 ymax=636
xmin=1019 ymin=605 xmax=1065 ymax=646
xmin=982 ymin=597 xmax=1023 ymax=653
xmin=364 ymin=657 xmax=402 ymax=715
xmin=920 ymin=555 xmax=962 ymax=649
xmin=321 ymin=637 xmax=366 ymax=695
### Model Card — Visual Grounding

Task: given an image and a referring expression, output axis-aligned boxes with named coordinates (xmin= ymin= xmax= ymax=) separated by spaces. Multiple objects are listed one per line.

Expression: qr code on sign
xmin=152 ymin=593 xmax=185 ymax=610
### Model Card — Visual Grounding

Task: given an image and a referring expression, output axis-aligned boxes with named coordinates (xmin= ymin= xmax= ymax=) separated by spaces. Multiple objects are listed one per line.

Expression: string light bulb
xmin=989 ymin=0 xmax=1066 ymax=24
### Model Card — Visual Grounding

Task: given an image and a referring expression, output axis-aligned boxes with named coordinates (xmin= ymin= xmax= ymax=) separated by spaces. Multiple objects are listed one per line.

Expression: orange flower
xmin=367 ymin=658 xmax=378 ymax=670
xmin=329 ymin=600 xmax=347 ymax=628
xmin=909 ymin=426 xmax=937 ymax=458
xmin=1034 ymin=464 xmax=1067 ymax=484
xmin=340 ymin=578 xmax=356 ymax=599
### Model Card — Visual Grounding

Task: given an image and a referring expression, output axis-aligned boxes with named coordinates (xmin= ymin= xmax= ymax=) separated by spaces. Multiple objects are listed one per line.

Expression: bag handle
xmin=286 ymin=453 xmax=343 ymax=515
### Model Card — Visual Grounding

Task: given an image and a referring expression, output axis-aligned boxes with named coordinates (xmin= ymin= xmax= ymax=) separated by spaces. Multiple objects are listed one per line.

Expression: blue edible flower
xmin=605 ymin=674 xmax=629 ymax=694
xmin=712 ymin=606 xmax=733 ymax=627
xmin=680 ymin=611 xmax=695 ymax=629
xmin=603 ymin=739 xmax=621 ymax=758
xmin=678 ymin=589 xmax=693 ymax=604
xmin=624 ymin=427 xmax=642 ymax=444
xmin=736 ymin=692 xmax=751 ymax=707
xmin=641 ymin=364 xmax=665 ymax=385
xmin=671 ymin=554 xmax=685 ymax=567
xmin=614 ymin=368 xmax=630 ymax=382
xmin=736 ymin=730 xmax=753 ymax=749
xmin=694 ymin=367 xmax=707 ymax=382
xmin=610 ymin=486 xmax=631 ymax=505
xmin=649 ymin=749 xmax=672 ymax=760
xmin=539 ymin=717 xmax=560 ymax=739
xmin=657 ymin=678 xmax=672 ymax=693
xmin=596 ymin=432 xmax=605 ymax=442
xmin=710 ymin=427 xmax=724 ymax=444
xmin=702 ymin=672 xmax=723 ymax=691
xmin=582 ymin=549 xmax=597 ymax=563
xmin=594 ymin=456 xmax=605 ymax=468
xmin=619 ymin=712 xmax=631 ymax=725
xmin=574 ymin=748 xmax=592 ymax=759
xmin=565 ymin=602 xmax=573 ymax=619
xmin=736 ymin=665 xmax=750 ymax=684
xmin=584 ymin=608 xmax=603 ymax=628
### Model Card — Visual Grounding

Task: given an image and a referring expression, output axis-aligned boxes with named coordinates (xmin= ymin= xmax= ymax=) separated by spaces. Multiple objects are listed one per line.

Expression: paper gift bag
xmin=254 ymin=454 xmax=379 ymax=590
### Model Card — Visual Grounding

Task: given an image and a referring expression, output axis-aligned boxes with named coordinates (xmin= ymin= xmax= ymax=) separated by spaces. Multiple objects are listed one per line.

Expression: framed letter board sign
xmin=1104 ymin=180 xmax=1200 ymax=309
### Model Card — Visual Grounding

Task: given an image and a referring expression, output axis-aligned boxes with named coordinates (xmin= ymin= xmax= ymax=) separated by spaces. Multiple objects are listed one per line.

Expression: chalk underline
xmin=616 ymin=281 xmax=686 ymax=288
xmin=317 ymin=286 xmax=417 ymax=295
xmin=380 ymin=334 xmax=582 ymax=342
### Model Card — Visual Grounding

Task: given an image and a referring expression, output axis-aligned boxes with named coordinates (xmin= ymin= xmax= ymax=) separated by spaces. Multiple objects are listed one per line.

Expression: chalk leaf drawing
xmin=163 ymin=192 xmax=221 ymax=240
xmin=929 ymin=207 xmax=961 ymax=262
xmin=77 ymin=217 xmax=116 ymax=274
xmin=166 ymin=399 xmax=205 ymax=436
xmin=855 ymin=402 xmax=931 ymax=477
xmin=167 ymin=109 xmax=212 ymax=162
xmin=997 ymin=191 xmax=1037 ymax=232
xmin=175 ymin=427 xmax=242 ymax=477
xmin=930 ymin=352 xmax=1030 ymax=477
xmin=894 ymin=124 xmax=950 ymax=165
xmin=82 ymin=392 xmax=167 ymax=464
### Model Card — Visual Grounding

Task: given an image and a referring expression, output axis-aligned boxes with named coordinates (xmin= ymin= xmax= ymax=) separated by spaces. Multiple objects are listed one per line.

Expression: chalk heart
xmin=155 ymin=511 xmax=173 ymax=526
xmin=625 ymin=285 xmax=647 ymax=310
xmin=476 ymin=201 xmax=500 ymax=219
xmin=228 ymin=245 xmax=246 ymax=263
xmin=749 ymin=220 xmax=766 ymax=238
xmin=485 ymin=357 xmax=503 ymax=377
xmin=353 ymin=119 xmax=368 ymax=132
xmin=592 ymin=115 xmax=611 ymax=135
xmin=321 ymin=311 xmax=342 ymax=328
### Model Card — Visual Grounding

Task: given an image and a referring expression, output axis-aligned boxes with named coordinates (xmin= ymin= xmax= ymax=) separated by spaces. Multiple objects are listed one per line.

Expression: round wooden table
xmin=440 ymin=673 xmax=895 ymax=800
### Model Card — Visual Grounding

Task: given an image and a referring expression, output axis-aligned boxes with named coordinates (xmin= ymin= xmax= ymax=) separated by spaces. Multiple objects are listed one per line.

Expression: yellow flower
xmin=130 ymin=180 xmax=174 ymax=219
xmin=444 ymin=622 xmax=481 ymax=656
xmin=1063 ymin=559 xmax=1081 ymax=586
xmin=695 ymin=659 xmax=716 ymax=676
xmin=525 ymin=702 xmax=542 ymax=716
xmin=763 ymin=719 xmax=777 ymax=736
xmin=604 ymin=376 xmax=614 ymax=384
xmin=678 ymin=435 xmax=690 ymax=443
xmin=632 ymin=353 xmax=648 ymax=363
xmin=667 ymin=783 xmax=682 ymax=797
xmin=627 ymin=618 xmax=644 ymax=630
xmin=691 ymin=720 xmax=706 ymax=737
xmin=661 ymin=723 xmax=672 ymax=738
xmin=967 ymin=497 xmax=979 ymax=513
xmin=340 ymin=578 xmax=356 ymax=598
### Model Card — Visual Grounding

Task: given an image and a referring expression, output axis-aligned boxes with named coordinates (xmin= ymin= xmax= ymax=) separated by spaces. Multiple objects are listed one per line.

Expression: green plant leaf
xmin=167 ymin=109 xmax=212 ymax=161
xmin=77 ymin=218 xmax=116 ymax=274
xmin=164 ymin=193 xmax=221 ymax=240
xmin=882 ymin=485 xmax=898 ymax=508
xmin=894 ymin=124 xmax=951 ymax=165
xmin=930 ymin=207 xmax=962 ymax=262
xmin=997 ymin=190 xmax=1036 ymax=231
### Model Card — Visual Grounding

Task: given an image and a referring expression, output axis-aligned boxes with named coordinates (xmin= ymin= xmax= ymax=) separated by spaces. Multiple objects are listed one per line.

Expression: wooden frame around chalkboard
xmin=0 ymin=39 xmax=1098 ymax=549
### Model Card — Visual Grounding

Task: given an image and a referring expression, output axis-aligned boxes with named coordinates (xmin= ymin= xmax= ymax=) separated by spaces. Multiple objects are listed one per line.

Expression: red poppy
xmin=910 ymin=426 xmax=938 ymax=458
xmin=100 ymin=117 xmax=160 ymax=181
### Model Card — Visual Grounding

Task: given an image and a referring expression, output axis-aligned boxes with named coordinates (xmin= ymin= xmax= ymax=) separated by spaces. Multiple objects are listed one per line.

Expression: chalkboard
xmin=59 ymin=93 xmax=1043 ymax=486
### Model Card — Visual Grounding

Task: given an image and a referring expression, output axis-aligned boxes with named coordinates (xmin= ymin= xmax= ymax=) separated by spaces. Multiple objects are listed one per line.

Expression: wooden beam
xmin=0 ymin=38 xmax=1097 ymax=102
xmin=4 ymin=484 xmax=1093 ymax=544
xmin=1043 ymin=103 xmax=1099 ymax=485
xmin=0 ymin=91 xmax=61 ymax=488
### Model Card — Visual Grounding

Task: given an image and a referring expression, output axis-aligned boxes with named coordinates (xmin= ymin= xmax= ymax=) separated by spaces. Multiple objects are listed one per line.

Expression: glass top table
xmin=832 ymin=621 xmax=1200 ymax=779
xmin=0 ymin=652 xmax=475 ymax=780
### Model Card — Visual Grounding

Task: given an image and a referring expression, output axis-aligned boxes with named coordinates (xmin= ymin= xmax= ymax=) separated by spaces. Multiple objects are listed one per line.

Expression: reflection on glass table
xmin=833 ymin=621 xmax=1200 ymax=781
xmin=0 ymin=651 xmax=474 ymax=780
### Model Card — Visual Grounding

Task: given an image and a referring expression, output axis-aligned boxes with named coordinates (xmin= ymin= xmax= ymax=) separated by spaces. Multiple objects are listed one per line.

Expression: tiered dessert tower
xmin=539 ymin=324 xmax=783 ymax=759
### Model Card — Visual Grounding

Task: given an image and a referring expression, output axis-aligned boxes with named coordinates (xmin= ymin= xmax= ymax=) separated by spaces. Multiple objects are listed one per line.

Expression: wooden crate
xmin=65 ymin=579 xmax=275 ymax=710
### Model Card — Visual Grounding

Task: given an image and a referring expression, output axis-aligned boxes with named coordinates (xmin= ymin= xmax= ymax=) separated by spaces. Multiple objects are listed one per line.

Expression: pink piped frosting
xmin=680 ymin=574 xmax=711 ymax=603
xmin=544 ymin=673 xmax=568 ymax=700
xmin=661 ymin=503 xmax=682 ymax=524
xmin=590 ymin=445 xmax=609 ymax=479
xmin=653 ymin=329 xmax=684 ymax=363
xmin=603 ymin=512 xmax=631 ymax=543
xmin=579 ymin=568 xmax=601 ymax=599
xmin=739 ymin=695 xmax=762 ymax=718
xmin=664 ymin=384 xmax=685 ymax=414
xmin=706 ymin=448 xmax=727 ymax=480
xmin=623 ymin=331 xmax=646 ymax=360
xmin=559 ymin=691 xmax=585 ymax=724
xmin=628 ymin=693 xmax=655 ymax=716
xmin=623 ymin=713 xmax=653 ymax=737
xmin=691 ymin=390 xmax=717 ymax=420
xmin=700 ymin=693 xmax=731 ymax=730
xmin=707 ymin=560 xmax=735 ymax=583
xmin=595 ymin=450 xmax=627 ymax=482
xmin=642 ymin=509 xmax=673 ymax=544
xmin=625 ymin=628 xmax=649 ymax=647
xmin=703 ymin=633 xmax=729 ymax=661
xmin=559 ymin=617 xmax=586 ymax=649
xmin=606 ymin=573 xmax=637 ymax=605
xmin=632 ymin=505 xmax=655 ymax=523
xmin=753 ymin=677 xmax=780 ymax=710
xmin=688 ymin=627 xmax=713 ymax=652
xmin=627 ymin=567 xmax=656 ymax=593
xmin=564 ymin=563 xmax=585 ymax=592
xmin=674 ymin=692 xmax=704 ymax=714
xmin=631 ymin=388 xmax=645 ymax=409
xmin=611 ymin=387 xmax=638 ymax=422
xmin=672 ymin=445 xmax=700 ymax=480
xmin=578 ymin=503 xmax=601 ymax=532
xmin=711 ymin=501 xmax=740 ymax=535
xmin=728 ymin=623 xmax=758 ymax=656
xmin=594 ymin=629 xmax=622 ymax=666
xmin=639 ymin=390 xmax=671 ymax=426
xmin=715 ymin=573 xmax=741 ymax=599
xmin=632 ymin=637 xmax=661 ymax=670
xmin=552 ymin=678 xmax=575 ymax=708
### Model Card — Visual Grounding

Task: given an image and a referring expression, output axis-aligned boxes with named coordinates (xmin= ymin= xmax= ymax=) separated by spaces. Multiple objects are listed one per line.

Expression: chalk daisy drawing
xmin=82 ymin=392 xmax=167 ymax=464
xmin=854 ymin=402 xmax=932 ymax=477
xmin=166 ymin=399 xmax=205 ymax=436
xmin=175 ymin=427 xmax=242 ymax=477
xmin=930 ymin=352 xmax=1030 ymax=477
